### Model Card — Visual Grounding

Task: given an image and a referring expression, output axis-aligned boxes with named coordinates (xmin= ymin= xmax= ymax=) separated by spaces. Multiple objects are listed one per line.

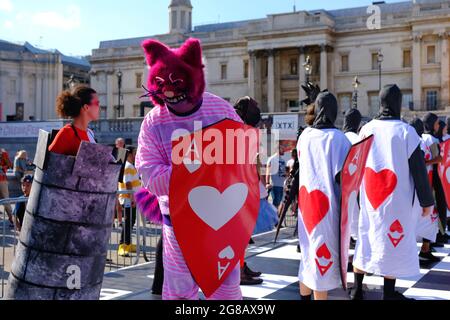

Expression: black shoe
xmin=383 ymin=291 xmax=415 ymax=301
xmin=349 ymin=287 xmax=364 ymax=300
xmin=240 ymin=274 xmax=263 ymax=286
xmin=297 ymin=244 xmax=301 ymax=253
xmin=431 ymin=242 xmax=444 ymax=248
xmin=419 ymin=251 xmax=440 ymax=263
xmin=243 ymin=263 xmax=262 ymax=277
xmin=249 ymin=238 xmax=255 ymax=245
xmin=430 ymin=247 xmax=436 ymax=253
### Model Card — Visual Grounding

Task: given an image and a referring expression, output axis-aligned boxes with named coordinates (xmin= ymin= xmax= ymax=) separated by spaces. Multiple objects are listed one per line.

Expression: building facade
xmin=0 ymin=40 xmax=90 ymax=122
xmin=90 ymin=0 xmax=450 ymax=119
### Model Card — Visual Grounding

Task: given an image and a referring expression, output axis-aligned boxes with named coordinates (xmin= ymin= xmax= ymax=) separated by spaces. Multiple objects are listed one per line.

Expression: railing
xmin=0 ymin=191 xmax=161 ymax=299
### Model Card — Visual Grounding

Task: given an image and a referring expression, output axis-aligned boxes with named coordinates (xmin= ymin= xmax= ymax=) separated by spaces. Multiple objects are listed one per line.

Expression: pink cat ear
xmin=177 ymin=38 xmax=203 ymax=68
xmin=142 ymin=39 xmax=170 ymax=66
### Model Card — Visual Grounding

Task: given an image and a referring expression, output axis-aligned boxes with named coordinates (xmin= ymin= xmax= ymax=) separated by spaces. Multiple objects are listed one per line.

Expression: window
xmin=114 ymin=105 xmax=124 ymax=119
xmin=220 ymin=63 xmax=227 ymax=80
xmin=402 ymin=91 xmax=413 ymax=110
xmin=288 ymin=100 xmax=299 ymax=112
xmin=243 ymin=60 xmax=249 ymax=79
xmin=339 ymin=94 xmax=352 ymax=111
xmin=290 ymin=58 xmax=298 ymax=75
xmin=426 ymin=90 xmax=438 ymax=110
xmin=133 ymin=104 xmax=141 ymax=117
xmin=171 ymin=11 xmax=177 ymax=29
xmin=372 ymin=53 xmax=379 ymax=70
xmin=135 ymin=73 xmax=143 ymax=89
xmin=403 ymin=49 xmax=411 ymax=68
xmin=341 ymin=54 xmax=349 ymax=72
xmin=180 ymin=11 xmax=186 ymax=29
xmin=368 ymin=92 xmax=380 ymax=115
xmin=427 ymin=45 xmax=436 ymax=64
xmin=10 ymin=79 xmax=16 ymax=95
xmin=100 ymin=106 xmax=107 ymax=119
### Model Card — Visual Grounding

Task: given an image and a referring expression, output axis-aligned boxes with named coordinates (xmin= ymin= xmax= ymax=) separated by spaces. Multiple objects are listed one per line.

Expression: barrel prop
xmin=6 ymin=130 xmax=125 ymax=300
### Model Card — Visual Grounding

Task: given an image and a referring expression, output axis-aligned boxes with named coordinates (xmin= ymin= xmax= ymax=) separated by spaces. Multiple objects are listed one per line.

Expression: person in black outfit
xmin=13 ymin=175 xmax=33 ymax=232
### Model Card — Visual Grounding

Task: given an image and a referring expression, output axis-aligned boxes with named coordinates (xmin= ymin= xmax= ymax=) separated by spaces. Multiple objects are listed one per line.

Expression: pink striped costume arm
xmin=136 ymin=114 xmax=171 ymax=197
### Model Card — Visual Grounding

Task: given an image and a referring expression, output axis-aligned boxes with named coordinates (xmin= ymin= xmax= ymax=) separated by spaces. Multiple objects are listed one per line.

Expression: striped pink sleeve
xmin=135 ymin=116 xmax=172 ymax=197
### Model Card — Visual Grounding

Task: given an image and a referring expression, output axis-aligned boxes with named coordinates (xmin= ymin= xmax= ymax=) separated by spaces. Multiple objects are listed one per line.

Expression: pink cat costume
xmin=135 ymin=38 xmax=243 ymax=300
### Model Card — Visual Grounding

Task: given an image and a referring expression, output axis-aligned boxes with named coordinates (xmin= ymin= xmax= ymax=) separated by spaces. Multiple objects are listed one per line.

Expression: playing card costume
xmin=297 ymin=92 xmax=352 ymax=292
xmin=343 ymin=108 xmax=362 ymax=238
xmin=353 ymin=85 xmax=434 ymax=282
xmin=410 ymin=118 xmax=438 ymax=242
xmin=423 ymin=113 xmax=449 ymax=243
xmin=135 ymin=38 xmax=248 ymax=300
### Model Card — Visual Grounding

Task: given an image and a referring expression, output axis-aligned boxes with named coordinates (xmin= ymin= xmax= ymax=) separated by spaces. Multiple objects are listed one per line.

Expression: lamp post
xmin=377 ymin=51 xmax=384 ymax=92
xmin=117 ymin=70 xmax=123 ymax=118
xmin=352 ymin=76 xmax=361 ymax=109
xmin=303 ymin=56 xmax=312 ymax=84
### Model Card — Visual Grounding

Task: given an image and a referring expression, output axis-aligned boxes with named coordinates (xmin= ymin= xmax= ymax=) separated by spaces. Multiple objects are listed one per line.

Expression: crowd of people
xmin=1 ymin=36 xmax=448 ymax=301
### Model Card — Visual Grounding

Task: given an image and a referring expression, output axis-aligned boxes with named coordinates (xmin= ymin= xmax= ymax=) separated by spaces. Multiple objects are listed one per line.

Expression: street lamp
xmin=117 ymin=70 xmax=123 ymax=118
xmin=352 ymin=76 xmax=361 ymax=109
xmin=303 ymin=56 xmax=312 ymax=84
xmin=377 ymin=51 xmax=384 ymax=92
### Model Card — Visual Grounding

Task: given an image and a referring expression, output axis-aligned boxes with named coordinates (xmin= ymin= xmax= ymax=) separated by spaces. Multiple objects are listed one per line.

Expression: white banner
xmin=272 ymin=115 xmax=298 ymax=139
xmin=0 ymin=121 xmax=64 ymax=138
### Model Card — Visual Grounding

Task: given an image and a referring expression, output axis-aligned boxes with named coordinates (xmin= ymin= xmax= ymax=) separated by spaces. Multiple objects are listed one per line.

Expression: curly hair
xmin=55 ymin=85 xmax=96 ymax=118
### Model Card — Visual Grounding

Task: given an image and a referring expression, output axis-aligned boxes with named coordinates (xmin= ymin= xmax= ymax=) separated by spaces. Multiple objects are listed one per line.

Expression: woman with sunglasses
xmin=49 ymin=85 xmax=99 ymax=156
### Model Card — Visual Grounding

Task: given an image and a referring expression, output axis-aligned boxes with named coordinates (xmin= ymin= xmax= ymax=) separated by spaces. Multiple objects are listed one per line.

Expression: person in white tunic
xmin=409 ymin=118 xmax=440 ymax=263
xmin=343 ymin=108 xmax=363 ymax=242
xmin=297 ymin=92 xmax=352 ymax=300
xmin=351 ymin=85 xmax=434 ymax=300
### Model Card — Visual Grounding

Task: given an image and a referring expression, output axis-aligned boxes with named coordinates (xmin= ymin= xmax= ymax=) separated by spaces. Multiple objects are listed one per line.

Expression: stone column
xmin=439 ymin=32 xmax=449 ymax=108
xmin=267 ymin=49 xmax=275 ymax=113
xmin=248 ymin=50 xmax=256 ymax=98
xmin=106 ymin=71 xmax=115 ymax=119
xmin=298 ymin=46 xmax=306 ymax=107
xmin=412 ymin=33 xmax=422 ymax=110
xmin=320 ymin=44 xmax=328 ymax=91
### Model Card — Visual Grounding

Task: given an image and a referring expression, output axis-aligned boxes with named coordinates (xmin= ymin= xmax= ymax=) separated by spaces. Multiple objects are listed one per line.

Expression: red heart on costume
xmin=299 ymin=187 xmax=330 ymax=234
xmin=364 ymin=168 xmax=397 ymax=210
xmin=316 ymin=243 xmax=332 ymax=260
xmin=389 ymin=220 xmax=403 ymax=233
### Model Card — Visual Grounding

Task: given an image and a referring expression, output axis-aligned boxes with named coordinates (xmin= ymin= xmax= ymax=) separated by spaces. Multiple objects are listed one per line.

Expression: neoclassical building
xmin=0 ymin=40 xmax=90 ymax=122
xmin=89 ymin=0 xmax=450 ymax=119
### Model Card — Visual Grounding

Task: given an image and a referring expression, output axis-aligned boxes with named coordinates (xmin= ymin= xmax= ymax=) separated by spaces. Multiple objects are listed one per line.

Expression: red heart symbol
xmin=364 ymin=168 xmax=397 ymax=210
xmin=389 ymin=220 xmax=403 ymax=233
xmin=299 ymin=187 xmax=330 ymax=234
xmin=316 ymin=243 xmax=332 ymax=260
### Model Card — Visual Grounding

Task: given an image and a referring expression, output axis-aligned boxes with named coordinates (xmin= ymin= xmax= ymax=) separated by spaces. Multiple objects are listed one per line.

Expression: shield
xmin=169 ymin=119 xmax=260 ymax=298
xmin=438 ymin=140 xmax=450 ymax=211
xmin=339 ymin=135 xmax=374 ymax=291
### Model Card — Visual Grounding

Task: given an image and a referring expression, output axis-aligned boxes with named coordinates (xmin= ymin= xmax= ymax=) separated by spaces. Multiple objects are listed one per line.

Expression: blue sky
xmin=0 ymin=0 xmax=400 ymax=57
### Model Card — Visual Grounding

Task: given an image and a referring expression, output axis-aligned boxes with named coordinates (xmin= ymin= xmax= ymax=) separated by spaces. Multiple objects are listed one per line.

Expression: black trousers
xmin=152 ymin=235 xmax=164 ymax=294
xmin=120 ymin=206 xmax=137 ymax=245
xmin=433 ymin=167 xmax=448 ymax=234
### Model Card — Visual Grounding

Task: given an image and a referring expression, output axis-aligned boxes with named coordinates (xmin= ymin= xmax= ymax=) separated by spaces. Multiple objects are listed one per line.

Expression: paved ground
xmin=100 ymin=228 xmax=450 ymax=301
xmin=3 ymin=206 xmax=450 ymax=301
